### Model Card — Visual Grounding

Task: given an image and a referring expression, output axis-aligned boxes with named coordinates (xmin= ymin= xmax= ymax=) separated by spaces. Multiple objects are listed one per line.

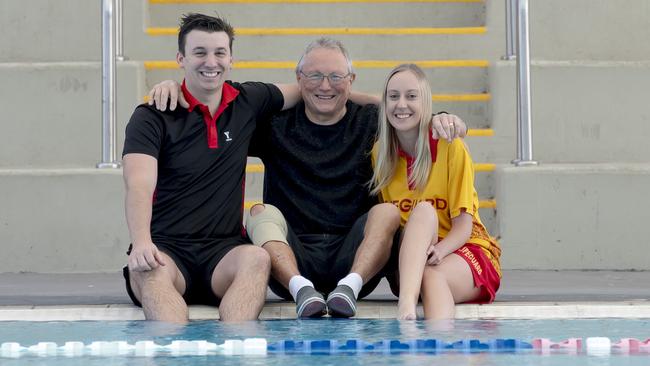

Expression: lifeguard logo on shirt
xmin=224 ymin=131 xmax=233 ymax=142
xmin=390 ymin=198 xmax=448 ymax=212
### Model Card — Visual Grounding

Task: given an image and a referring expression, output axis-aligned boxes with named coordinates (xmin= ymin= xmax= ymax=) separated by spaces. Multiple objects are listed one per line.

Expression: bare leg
xmin=349 ymin=203 xmax=401 ymax=283
xmin=421 ymin=253 xmax=481 ymax=320
xmin=129 ymin=252 xmax=188 ymax=323
xmin=211 ymin=245 xmax=271 ymax=322
xmin=397 ymin=202 xmax=438 ymax=320
xmin=249 ymin=204 xmax=300 ymax=289
xmin=262 ymin=241 xmax=300 ymax=289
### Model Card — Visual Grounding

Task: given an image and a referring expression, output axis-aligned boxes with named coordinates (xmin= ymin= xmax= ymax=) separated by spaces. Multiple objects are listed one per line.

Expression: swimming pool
xmin=1 ymin=319 xmax=649 ymax=365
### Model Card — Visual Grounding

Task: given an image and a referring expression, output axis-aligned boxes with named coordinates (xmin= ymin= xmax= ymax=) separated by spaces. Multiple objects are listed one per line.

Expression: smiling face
xmin=385 ymin=70 xmax=423 ymax=135
xmin=176 ymin=30 xmax=233 ymax=100
xmin=297 ymin=47 xmax=355 ymax=125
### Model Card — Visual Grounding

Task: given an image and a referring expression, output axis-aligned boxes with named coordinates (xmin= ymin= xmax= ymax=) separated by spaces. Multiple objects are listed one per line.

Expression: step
xmin=126 ymin=32 xmax=493 ymax=61
xmin=143 ymin=59 xmax=491 ymax=127
xmin=144 ymin=59 xmax=489 ymax=94
xmin=147 ymin=1 xmax=485 ymax=28
xmin=243 ymin=162 xmax=495 ymax=198
xmin=0 ymin=61 xmax=144 ymax=168
xmin=0 ymin=168 xmax=265 ymax=273
xmin=527 ymin=0 xmax=650 ymax=61
xmin=0 ymin=167 xmax=495 ymax=272
xmin=489 ymin=60 xmax=650 ymax=163
xmin=0 ymin=61 xmax=497 ymax=167
xmin=242 ymin=160 xmax=497 ymax=236
xmin=0 ymin=0 xmax=102 ymax=62
xmin=496 ymin=163 xmax=650 ymax=270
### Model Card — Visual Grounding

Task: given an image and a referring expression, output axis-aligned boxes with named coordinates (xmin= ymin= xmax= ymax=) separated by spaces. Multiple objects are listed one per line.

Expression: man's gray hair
xmin=295 ymin=38 xmax=354 ymax=74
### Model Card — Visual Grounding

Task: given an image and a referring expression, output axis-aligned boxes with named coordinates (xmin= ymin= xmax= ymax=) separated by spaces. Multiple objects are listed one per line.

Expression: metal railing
xmin=98 ymin=0 xmax=122 ymax=169
xmin=115 ymin=0 xmax=126 ymax=61
xmin=503 ymin=0 xmax=517 ymax=61
xmin=505 ymin=0 xmax=538 ymax=166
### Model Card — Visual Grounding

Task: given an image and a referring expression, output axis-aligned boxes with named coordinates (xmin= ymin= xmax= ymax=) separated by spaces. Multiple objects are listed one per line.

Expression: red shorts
xmin=453 ymin=243 xmax=501 ymax=304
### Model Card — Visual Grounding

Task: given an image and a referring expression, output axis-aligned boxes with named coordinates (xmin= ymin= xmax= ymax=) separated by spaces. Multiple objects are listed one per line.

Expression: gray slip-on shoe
xmin=295 ymin=286 xmax=327 ymax=318
xmin=326 ymin=284 xmax=356 ymax=318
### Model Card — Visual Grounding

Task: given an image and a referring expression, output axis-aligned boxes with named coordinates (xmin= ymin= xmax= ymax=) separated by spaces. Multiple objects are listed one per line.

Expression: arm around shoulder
xmin=350 ymin=90 xmax=381 ymax=106
xmin=274 ymin=83 xmax=301 ymax=111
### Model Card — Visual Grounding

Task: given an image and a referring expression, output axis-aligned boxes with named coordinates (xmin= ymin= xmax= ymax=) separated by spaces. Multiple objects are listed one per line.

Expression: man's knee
xmin=239 ymin=246 xmax=271 ymax=273
xmin=246 ymin=204 xmax=289 ymax=247
xmin=370 ymin=202 xmax=401 ymax=226
xmin=249 ymin=203 xmax=265 ymax=216
xmin=129 ymin=266 xmax=177 ymax=299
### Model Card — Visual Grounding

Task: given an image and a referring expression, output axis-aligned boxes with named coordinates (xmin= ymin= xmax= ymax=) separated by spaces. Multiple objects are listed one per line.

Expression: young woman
xmin=370 ymin=64 xmax=501 ymax=320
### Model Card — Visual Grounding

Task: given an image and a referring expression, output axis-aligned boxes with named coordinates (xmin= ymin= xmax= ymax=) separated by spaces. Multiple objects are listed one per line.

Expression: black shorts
xmin=123 ymin=237 xmax=248 ymax=307
xmin=269 ymin=213 xmax=400 ymax=300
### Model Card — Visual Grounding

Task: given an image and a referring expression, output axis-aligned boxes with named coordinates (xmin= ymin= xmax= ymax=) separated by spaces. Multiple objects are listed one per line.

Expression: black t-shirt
xmin=123 ymin=81 xmax=283 ymax=246
xmin=250 ymin=101 xmax=379 ymax=235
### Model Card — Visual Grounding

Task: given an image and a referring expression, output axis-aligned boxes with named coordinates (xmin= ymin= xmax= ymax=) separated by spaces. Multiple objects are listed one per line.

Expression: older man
xmin=152 ymin=38 xmax=466 ymax=318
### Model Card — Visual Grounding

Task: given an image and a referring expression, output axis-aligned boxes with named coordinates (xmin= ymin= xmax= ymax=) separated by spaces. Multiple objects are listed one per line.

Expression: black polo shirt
xmin=123 ymin=80 xmax=283 ymax=246
xmin=249 ymin=101 xmax=379 ymax=235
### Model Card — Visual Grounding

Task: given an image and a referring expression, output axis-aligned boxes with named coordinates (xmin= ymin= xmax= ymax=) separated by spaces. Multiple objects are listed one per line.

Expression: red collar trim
xmin=181 ymin=80 xmax=240 ymax=149
xmin=182 ymin=80 xmax=240 ymax=113
xmin=397 ymin=130 xmax=439 ymax=190
xmin=396 ymin=129 xmax=439 ymax=163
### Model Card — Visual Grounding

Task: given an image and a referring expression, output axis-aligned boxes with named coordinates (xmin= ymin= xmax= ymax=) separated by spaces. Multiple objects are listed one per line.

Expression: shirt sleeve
xmin=122 ymin=105 xmax=163 ymax=159
xmin=239 ymin=82 xmax=284 ymax=119
xmin=447 ymin=138 xmax=479 ymax=218
xmin=240 ymin=82 xmax=284 ymax=159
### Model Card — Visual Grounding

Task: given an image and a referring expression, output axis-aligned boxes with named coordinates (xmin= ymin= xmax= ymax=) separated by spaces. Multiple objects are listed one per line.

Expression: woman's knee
xmin=410 ymin=202 xmax=438 ymax=225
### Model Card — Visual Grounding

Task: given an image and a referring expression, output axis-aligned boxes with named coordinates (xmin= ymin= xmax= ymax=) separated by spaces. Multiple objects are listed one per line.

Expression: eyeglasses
xmin=299 ymin=71 xmax=352 ymax=86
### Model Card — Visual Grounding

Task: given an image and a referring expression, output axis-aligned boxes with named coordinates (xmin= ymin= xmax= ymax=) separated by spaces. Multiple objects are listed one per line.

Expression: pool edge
xmin=1 ymin=301 xmax=650 ymax=321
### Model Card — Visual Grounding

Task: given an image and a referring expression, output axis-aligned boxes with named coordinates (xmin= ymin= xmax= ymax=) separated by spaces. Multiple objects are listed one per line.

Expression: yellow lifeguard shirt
xmin=371 ymin=136 xmax=501 ymax=276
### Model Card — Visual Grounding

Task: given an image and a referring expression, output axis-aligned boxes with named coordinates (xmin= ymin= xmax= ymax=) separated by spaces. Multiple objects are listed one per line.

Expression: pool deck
xmin=1 ymin=270 xmax=649 ymax=320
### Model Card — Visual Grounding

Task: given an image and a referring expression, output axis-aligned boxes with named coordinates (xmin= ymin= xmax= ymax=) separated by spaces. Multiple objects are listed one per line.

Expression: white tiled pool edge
xmin=1 ymin=302 xmax=650 ymax=321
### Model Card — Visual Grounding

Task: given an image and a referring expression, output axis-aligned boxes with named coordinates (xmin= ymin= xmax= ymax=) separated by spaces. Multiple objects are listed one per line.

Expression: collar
xmin=397 ymin=128 xmax=439 ymax=164
xmin=181 ymin=80 xmax=240 ymax=149
xmin=181 ymin=79 xmax=240 ymax=113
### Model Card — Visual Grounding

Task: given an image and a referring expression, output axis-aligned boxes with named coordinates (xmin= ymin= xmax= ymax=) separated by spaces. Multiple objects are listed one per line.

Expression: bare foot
xmin=397 ymin=302 xmax=417 ymax=320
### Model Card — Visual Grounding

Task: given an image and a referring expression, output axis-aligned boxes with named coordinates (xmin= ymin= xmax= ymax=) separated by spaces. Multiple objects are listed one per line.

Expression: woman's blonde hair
xmin=370 ymin=64 xmax=433 ymax=195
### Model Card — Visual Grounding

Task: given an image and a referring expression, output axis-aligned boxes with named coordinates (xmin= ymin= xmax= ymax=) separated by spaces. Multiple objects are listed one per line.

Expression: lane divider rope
xmin=3 ymin=338 xmax=650 ymax=358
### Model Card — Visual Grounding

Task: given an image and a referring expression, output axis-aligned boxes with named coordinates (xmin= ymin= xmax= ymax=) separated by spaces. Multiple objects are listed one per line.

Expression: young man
xmin=122 ymin=13 xmax=298 ymax=322
xmin=150 ymin=38 xmax=466 ymax=319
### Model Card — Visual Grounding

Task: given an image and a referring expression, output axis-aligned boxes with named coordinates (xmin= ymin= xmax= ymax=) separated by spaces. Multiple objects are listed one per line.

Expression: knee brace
xmin=246 ymin=204 xmax=289 ymax=246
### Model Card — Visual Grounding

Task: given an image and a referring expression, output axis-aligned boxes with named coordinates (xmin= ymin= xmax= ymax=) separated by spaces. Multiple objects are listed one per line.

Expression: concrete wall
xmin=528 ymin=0 xmax=650 ymax=61
xmin=0 ymin=170 xmax=126 ymax=272
xmin=0 ymin=168 xmax=267 ymax=272
xmin=1 ymin=0 xmax=101 ymax=62
xmin=489 ymin=61 xmax=650 ymax=163
xmin=0 ymin=62 xmax=144 ymax=168
xmin=2 ymin=0 xmax=649 ymax=272
xmin=497 ymin=164 xmax=650 ymax=270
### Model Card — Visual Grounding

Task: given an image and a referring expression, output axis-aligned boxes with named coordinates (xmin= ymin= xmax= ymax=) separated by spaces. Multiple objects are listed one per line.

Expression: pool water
xmin=1 ymin=319 xmax=649 ymax=365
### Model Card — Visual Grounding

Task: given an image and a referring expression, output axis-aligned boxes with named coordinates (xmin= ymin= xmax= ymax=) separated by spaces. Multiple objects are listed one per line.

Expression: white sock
xmin=337 ymin=273 xmax=363 ymax=299
xmin=288 ymin=275 xmax=314 ymax=301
